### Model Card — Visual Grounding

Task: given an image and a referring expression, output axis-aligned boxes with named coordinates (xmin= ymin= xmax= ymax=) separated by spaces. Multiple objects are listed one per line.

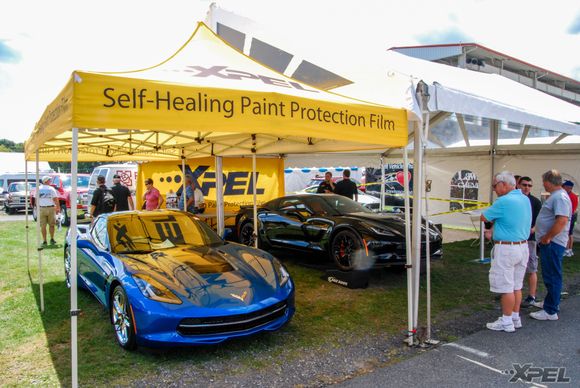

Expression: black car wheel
xmin=64 ymin=245 xmax=71 ymax=288
xmin=331 ymin=230 xmax=363 ymax=271
xmin=110 ymin=285 xmax=137 ymax=350
xmin=60 ymin=203 xmax=70 ymax=226
xmin=239 ymin=222 xmax=256 ymax=247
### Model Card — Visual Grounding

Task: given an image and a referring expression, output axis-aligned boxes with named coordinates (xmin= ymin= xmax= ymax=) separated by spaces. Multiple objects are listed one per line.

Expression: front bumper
xmin=132 ymin=292 xmax=295 ymax=348
xmin=366 ymin=239 xmax=443 ymax=267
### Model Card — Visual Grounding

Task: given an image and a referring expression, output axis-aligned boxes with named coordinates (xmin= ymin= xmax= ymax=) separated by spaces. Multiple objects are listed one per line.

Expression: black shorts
xmin=570 ymin=213 xmax=577 ymax=236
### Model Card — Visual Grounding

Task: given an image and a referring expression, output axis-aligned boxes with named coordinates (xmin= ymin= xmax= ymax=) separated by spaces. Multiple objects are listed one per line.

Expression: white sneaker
xmin=512 ymin=316 xmax=522 ymax=329
xmin=486 ymin=317 xmax=515 ymax=332
xmin=531 ymin=300 xmax=543 ymax=309
xmin=530 ymin=310 xmax=558 ymax=321
xmin=563 ymin=249 xmax=571 ymax=257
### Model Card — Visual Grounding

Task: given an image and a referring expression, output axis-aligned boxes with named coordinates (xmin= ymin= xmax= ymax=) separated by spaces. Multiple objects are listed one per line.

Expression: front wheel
xmin=64 ymin=245 xmax=71 ymax=288
xmin=330 ymin=230 xmax=363 ymax=271
xmin=110 ymin=285 xmax=137 ymax=350
xmin=239 ymin=222 xmax=256 ymax=247
xmin=60 ymin=203 xmax=70 ymax=226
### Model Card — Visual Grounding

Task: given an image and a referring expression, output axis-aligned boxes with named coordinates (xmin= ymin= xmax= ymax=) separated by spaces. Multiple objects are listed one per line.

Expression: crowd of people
xmin=89 ymin=173 xmax=205 ymax=220
xmin=481 ymin=169 xmax=577 ymax=333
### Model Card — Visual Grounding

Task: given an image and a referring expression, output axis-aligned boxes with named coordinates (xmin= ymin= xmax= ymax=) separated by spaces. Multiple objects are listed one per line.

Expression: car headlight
xmin=132 ymin=273 xmax=182 ymax=304
xmin=362 ymin=222 xmax=396 ymax=237
xmin=273 ymin=258 xmax=290 ymax=287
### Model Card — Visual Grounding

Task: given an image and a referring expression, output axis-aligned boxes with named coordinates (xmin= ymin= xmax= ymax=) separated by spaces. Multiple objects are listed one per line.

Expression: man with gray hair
xmin=531 ymin=169 xmax=571 ymax=321
xmin=481 ymin=171 xmax=532 ymax=332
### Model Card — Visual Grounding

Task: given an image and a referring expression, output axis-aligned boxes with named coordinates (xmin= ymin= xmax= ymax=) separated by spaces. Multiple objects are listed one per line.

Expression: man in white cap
xmin=38 ymin=176 xmax=60 ymax=246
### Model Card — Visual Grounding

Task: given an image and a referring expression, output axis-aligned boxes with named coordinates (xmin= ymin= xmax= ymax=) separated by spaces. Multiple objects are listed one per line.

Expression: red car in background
xmin=30 ymin=173 xmax=90 ymax=226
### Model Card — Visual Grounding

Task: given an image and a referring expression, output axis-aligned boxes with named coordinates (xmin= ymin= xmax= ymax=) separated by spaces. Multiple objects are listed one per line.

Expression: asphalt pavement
xmin=337 ymin=293 xmax=580 ymax=387
xmin=0 ymin=211 xmax=29 ymax=222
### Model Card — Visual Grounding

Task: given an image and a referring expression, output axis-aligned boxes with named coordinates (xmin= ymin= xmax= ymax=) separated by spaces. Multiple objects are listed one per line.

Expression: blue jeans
xmin=539 ymin=242 xmax=566 ymax=315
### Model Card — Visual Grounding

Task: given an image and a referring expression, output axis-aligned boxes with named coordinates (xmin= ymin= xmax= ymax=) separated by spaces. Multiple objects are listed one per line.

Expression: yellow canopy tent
xmin=24 ymin=22 xmax=411 ymax=387
xmin=25 ymin=23 xmax=407 ymax=162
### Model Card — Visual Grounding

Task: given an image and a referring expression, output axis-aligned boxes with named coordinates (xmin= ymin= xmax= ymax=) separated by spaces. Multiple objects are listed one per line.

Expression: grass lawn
xmin=1 ymin=220 xmax=579 ymax=386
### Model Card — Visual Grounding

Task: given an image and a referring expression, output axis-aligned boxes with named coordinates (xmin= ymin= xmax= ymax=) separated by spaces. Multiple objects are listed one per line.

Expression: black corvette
xmin=235 ymin=194 xmax=442 ymax=271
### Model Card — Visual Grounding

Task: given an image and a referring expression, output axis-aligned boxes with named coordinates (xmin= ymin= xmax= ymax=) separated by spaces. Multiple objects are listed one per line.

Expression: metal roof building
xmin=390 ymin=43 xmax=580 ymax=106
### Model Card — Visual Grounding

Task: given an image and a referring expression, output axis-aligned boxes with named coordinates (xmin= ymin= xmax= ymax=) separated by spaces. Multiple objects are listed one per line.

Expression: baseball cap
xmin=563 ymin=180 xmax=574 ymax=187
xmin=41 ymin=176 xmax=51 ymax=184
xmin=113 ymin=174 xmax=121 ymax=179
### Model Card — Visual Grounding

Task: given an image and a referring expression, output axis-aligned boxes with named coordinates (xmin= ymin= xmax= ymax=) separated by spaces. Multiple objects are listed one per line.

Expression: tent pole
xmin=25 ymin=154 xmax=30 ymax=272
xmin=252 ymin=153 xmax=258 ymax=248
xmin=35 ymin=151 xmax=44 ymax=312
xmin=181 ymin=151 xmax=186 ymax=212
xmin=422 ymin=112 xmax=435 ymax=344
xmin=215 ymin=156 xmax=224 ymax=237
xmin=70 ymin=128 xmax=79 ymax=388
xmin=412 ymin=96 xmax=428 ymax=337
xmin=403 ymin=144 xmax=413 ymax=346
xmin=380 ymin=156 xmax=385 ymax=212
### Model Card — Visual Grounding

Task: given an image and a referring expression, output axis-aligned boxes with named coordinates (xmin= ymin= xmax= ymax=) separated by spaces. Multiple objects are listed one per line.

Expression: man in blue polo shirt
xmin=481 ymin=171 xmax=532 ymax=332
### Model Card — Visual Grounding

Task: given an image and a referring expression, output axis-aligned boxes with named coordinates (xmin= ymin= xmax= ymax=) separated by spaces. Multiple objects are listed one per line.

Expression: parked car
xmin=64 ymin=209 xmax=295 ymax=349
xmin=4 ymin=181 xmax=36 ymax=214
xmin=235 ymin=194 xmax=442 ymax=271
xmin=30 ymin=173 xmax=90 ymax=225
xmin=83 ymin=164 xmax=138 ymax=212
xmin=296 ymin=185 xmax=381 ymax=211
xmin=0 ymin=173 xmax=40 ymax=208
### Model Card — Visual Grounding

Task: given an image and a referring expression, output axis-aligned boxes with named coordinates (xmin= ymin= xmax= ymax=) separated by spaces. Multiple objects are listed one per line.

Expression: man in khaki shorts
xmin=37 ymin=176 xmax=60 ymax=246
xmin=481 ymin=171 xmax=532 ymax=332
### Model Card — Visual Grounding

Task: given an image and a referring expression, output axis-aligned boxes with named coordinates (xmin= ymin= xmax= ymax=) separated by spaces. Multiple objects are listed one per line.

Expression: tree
xmin=0 ymin=139 xmax=24 ymax=152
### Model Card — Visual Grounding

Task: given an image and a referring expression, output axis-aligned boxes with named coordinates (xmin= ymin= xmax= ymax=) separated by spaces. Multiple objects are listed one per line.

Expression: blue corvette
xmin=64 ymin=210 xmax=295 ymax=349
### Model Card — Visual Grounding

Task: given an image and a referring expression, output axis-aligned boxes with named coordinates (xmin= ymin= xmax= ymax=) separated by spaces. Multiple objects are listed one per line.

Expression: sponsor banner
xmin=138 ymin=157 xmax=284 ymax=213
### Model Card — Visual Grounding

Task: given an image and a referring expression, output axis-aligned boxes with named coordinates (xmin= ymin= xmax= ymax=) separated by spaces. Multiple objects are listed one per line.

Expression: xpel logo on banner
xmin=160 ymin=165 xmax=265 ymax=196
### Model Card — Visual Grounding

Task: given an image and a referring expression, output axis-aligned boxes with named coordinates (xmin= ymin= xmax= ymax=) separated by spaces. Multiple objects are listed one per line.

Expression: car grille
xmin=177 ymin=301 xmax=288 ymax=336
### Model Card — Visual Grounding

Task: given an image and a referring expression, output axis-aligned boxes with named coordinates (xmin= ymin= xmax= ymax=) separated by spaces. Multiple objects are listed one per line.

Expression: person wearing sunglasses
xmin=142 ymin=178 xmax=164 ymax=211
xmin=481 ymin=171 xmax=532 ymax=332
xmin=518 ymin=177 xmax=543 ymax=309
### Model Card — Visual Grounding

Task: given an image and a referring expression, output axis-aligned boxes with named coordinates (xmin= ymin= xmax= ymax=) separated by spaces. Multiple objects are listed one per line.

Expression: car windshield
xmin=62 ymin=175 xmax=90 ymax=189
xmin=109 ymin=212 xmax=223 ymax=254
xmin=9 ymin=183 xmax=35 ymax=192
xmin=309 ymin=195 xmax=373 ymax=215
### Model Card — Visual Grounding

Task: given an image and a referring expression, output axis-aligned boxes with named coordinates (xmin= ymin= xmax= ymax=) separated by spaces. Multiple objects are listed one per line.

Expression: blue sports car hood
xmin=118 ymin=243 xmax=284 ymax=307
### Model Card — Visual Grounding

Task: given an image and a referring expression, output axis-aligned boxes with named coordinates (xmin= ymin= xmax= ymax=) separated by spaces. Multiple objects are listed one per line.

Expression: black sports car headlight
xmin=273 ymin=258 xmax=290 ymax=287
xmin=132 ymin=274 xmax=182 ymax=305
xmin=363 ymin=222 xmax=396 ymax=237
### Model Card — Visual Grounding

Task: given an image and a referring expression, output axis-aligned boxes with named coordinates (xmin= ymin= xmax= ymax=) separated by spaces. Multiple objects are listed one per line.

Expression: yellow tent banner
xmin=137 ymin=157 xmax=285 ymax=213
xmin=26 ymin=23 xmax=408 ymax=162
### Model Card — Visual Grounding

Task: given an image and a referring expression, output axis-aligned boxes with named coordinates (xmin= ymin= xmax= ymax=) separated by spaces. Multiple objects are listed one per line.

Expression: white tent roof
xmin=334 ymin=51 xmax=580 ymax=135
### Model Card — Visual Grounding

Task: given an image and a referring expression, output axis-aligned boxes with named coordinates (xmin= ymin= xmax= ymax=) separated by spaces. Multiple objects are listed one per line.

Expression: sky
xmin=0 ymin=0 xmax=578 ymax=143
